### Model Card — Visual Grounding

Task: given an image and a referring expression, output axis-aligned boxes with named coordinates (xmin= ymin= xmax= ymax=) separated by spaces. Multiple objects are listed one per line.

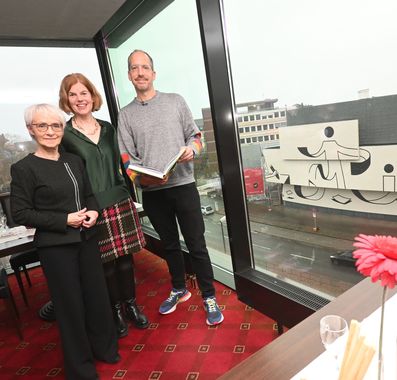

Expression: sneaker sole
xmin=159 ymin=291 xmax=192 ymax=315
xmin=206 ymin=312 xmax=225 ymax=326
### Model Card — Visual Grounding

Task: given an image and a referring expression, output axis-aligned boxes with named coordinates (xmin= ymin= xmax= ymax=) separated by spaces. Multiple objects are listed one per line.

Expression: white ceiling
xmin=0 ymin=0 xmax=126 ymax=43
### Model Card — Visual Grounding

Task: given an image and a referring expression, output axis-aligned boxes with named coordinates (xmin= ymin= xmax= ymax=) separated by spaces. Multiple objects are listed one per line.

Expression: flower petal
xmin=352 ymin=234 xmax=397 ymax=288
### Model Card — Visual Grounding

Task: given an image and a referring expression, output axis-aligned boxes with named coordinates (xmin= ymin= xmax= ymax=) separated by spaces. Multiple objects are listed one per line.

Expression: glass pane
xmin=0 ymin=46 xmax=108 ymax=270
xmin=223 ymin=0 xmax=397 ymax=299
xmin=0 ymin=46 xmax=110 ymax=194
xmin=106 ymin=0 xmax=233 ymax=283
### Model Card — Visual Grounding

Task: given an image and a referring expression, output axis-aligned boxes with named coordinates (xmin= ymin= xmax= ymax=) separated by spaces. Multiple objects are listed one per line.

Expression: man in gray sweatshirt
xmin=118 ymin=49 xmax=224 ymax=326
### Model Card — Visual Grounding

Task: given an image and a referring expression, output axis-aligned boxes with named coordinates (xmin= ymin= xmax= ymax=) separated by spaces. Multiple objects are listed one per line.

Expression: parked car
xmin=201 ymin=205 xmax=214 ymax=216
xmin=330 ymin=250 xmax=356 ymax=267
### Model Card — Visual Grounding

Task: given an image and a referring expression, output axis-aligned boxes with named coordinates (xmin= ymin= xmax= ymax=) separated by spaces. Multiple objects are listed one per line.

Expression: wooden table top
xmin=219 ymin=277 xmax=396 ymax=380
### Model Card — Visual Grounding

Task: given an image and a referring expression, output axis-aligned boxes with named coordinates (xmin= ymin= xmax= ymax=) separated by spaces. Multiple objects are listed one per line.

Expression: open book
xmin=128 ymin=148 xmax=186 ymax=179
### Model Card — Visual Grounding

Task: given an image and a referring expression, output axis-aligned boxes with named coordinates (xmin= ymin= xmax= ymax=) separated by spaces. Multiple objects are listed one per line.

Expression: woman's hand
xmin=82 ymin=210 xmax=99 ymax=229
xmin=67 ymin=207 xmax=87 ymax=228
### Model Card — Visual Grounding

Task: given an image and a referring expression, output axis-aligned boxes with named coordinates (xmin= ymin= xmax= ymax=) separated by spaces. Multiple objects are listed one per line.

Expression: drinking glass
xmin=320 ymin=315 xmax=348 ymax=368
xmin=0 ymin=213 xmax=7 ymax=234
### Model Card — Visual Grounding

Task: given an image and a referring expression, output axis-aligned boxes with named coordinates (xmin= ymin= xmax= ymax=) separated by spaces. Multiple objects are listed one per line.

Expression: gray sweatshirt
xmin=117 ymin=91 xmax=202 ymax=191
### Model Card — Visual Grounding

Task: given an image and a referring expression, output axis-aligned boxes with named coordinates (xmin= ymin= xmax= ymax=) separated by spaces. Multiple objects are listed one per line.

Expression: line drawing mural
xmin=280 ymin=120 xmax=359 ymax=160
xmin=382 ymin=164 xmax=396 ymax=192
xmin=263 ymin=119 xmax=397 ymax=216
xmin=293 ymin=185 xmax=326 ymax=201
xmin=299 ymin=126 xmax=359 ymax=189
xmin=350 ymin=148 xmax=371 ymax=176
xmin=352 ymin=190 xmax=397 ymax=205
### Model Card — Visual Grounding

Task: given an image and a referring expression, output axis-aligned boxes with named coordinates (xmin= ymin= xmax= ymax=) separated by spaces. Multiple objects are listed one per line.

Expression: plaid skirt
xmin=96 ymin=197 xmax=146 ymax=263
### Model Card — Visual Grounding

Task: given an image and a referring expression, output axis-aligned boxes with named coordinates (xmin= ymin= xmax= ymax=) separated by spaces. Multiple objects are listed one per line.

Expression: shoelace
xmin=205 ymin=298 xmax=217 ymax=312
xmin=166 ymin=291 xmax=181 ymax=302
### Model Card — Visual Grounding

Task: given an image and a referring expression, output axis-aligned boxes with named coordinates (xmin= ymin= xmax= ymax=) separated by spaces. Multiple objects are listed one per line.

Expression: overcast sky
xmin=1 ymin=0 xmax=397 ymax=139
xmin=0 ymin=46 xmax=109 ymax=139
xmin=223 ymin=0 xmax=397 ymax=107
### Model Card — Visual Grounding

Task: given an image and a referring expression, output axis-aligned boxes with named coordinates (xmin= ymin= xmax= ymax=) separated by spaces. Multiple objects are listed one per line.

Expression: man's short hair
xmin=127 ymin=49 xmax=154 ymax=71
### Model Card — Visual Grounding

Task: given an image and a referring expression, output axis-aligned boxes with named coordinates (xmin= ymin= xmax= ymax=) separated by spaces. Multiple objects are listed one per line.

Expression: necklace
xmin=73 ymin=117 xmax=100 ymax=135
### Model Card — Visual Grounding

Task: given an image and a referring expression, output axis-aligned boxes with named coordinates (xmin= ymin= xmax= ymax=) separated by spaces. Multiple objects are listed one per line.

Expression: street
xmin=200 ymin=195 xmax=365 ymax=298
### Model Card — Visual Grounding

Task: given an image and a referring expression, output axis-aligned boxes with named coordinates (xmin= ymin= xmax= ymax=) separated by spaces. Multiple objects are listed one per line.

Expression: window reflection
xmin=223 ymin=0 xmax=397 ymax=299
xmin=0 ymin=46 xmax=109 ymax=194
xmin=106 ymin=0 xmax=234 ymax=283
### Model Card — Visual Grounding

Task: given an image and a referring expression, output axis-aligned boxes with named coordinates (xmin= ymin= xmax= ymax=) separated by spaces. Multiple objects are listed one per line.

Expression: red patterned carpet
xmin=0 ymin=250 xmax=277 ymax=379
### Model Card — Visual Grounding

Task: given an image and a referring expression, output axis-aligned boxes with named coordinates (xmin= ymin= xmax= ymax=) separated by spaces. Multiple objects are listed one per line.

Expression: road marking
xmin=290 ymin=253 xmax=313 ymax=261
xmin=253 ymin=243 xmax=271 ymax=250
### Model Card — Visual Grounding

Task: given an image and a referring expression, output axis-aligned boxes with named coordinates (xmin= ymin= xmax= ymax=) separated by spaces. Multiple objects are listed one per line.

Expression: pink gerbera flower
xmin=353 ymin=234 xmax=397 ymax=289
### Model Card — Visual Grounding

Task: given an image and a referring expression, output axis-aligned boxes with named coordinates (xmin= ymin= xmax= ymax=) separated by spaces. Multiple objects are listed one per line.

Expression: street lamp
xmin=312 ymin=208 xmax=319 ymax=231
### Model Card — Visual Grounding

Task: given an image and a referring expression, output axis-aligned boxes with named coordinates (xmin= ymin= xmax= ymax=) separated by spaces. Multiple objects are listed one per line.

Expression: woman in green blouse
xmin=58 ymin=73 xmax=149 ymax=338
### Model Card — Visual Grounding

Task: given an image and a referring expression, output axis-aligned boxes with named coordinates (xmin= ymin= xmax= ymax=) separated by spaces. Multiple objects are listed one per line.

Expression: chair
xmin=0 ymin=267 xmax=23 ymax=340
xmin=9 ymin=249 xmax=39 ymax=306
xmin=0 ymin=193 xmax=40 ymax=306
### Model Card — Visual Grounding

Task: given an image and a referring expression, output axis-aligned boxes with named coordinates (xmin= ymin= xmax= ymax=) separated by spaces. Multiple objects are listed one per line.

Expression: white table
xmin=291 ymin=293 xmax=397 ymax=380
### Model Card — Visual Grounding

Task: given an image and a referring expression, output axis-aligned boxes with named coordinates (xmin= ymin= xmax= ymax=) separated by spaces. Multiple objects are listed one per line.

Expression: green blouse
xmin=61 ymin=118 xmax=130 ymax=210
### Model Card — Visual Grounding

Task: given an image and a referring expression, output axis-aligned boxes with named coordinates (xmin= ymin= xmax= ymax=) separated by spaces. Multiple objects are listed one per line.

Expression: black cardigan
xmin=10 ymin=152 xmax=99 ymax=247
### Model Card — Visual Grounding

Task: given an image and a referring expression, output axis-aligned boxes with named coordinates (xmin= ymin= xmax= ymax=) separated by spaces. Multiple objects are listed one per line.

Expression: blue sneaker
xmin=159 ymin=288 xmax=191 ymax=314
xmin=203 ymin=296 xmax=224 ymax=326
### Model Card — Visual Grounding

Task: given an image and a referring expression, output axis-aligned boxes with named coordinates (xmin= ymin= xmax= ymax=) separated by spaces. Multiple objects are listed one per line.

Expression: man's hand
xmin=178 ymin=146 xmax=194 ymax=162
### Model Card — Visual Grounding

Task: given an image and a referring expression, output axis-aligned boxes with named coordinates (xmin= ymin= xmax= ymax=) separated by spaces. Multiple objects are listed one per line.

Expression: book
xmin=128 ymin=148 xmax=186 ymax=179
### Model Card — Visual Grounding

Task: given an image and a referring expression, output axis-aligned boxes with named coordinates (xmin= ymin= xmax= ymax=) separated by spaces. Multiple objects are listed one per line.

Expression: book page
xmin=128 ymin=148 xmax=186 ymax=179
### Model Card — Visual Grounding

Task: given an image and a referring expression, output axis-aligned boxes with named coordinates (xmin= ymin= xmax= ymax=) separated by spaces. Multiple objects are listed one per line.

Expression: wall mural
xmin=263 ymin=120 xmax=397 ymax=216
xmin=280 ymin=120 xmax=359 ymax=161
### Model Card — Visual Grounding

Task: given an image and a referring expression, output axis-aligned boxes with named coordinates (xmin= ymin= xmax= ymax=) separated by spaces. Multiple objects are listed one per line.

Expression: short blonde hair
xmin=59 ymin=73 xmax=103 ymax=114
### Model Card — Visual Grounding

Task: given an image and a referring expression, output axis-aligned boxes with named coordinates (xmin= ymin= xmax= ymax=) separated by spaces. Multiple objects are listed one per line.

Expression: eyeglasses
xmin=30 ymin=123 xmax=64 ymax=132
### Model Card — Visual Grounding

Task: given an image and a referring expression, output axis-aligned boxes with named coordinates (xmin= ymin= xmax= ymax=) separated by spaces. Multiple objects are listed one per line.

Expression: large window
xmin=105 ymin=0 xmax=233 ymax=285
xmin=0 ymin=45 xmax=109 ymax=270
xmin=0 ymin=46 xmax=109 ymax=193
xmin=223 ymin=0 xmax=397 ymax=299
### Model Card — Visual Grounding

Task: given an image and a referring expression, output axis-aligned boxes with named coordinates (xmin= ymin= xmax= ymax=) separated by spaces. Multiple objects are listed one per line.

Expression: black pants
xmin=103 ymin=254 xmax=136 ymax=305
xmin=39 ymin=237 xmax=118 ymax=380
xmin=143 ymin=183 xmax=215 ymax=298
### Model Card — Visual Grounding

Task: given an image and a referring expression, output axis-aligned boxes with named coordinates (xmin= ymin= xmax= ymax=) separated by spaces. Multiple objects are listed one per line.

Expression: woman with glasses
xmin=10 ymin=104 xmax=119 ymax=380
xmin=58 ymin=73 xmax=148 ymax=338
